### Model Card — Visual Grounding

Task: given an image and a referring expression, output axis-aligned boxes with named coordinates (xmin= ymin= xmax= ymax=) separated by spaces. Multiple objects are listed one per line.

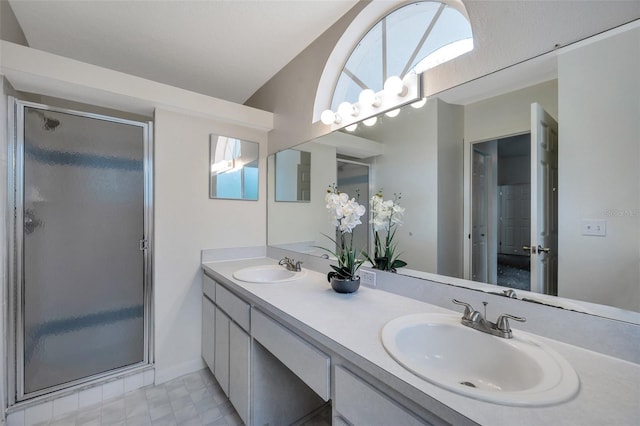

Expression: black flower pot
xmin=330 ymin=276 xmax=360 ymax=293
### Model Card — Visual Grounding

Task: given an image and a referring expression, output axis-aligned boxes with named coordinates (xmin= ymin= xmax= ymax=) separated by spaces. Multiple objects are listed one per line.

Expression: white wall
xmin=464 ymin=79 xmax=558 ymax=143
xmin=558 ymin=27 xmax=640 ymax=311
xmin=371 ymin=103 xmax=439 ymax=273
xmin=267 ymin=140 xmax=336 ymax=249
xmin=436 ymin=99 xmax=464 ymax=278
xmin=153 ymin=108 xmax=268 ymax=383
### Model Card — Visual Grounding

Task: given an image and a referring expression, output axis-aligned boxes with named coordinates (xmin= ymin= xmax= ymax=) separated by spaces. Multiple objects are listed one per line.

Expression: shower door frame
xmin=7 ymin=98 xmax=155 ymax=405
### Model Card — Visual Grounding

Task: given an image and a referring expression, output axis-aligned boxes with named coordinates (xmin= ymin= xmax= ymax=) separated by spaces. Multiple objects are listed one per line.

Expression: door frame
xmin=7 ymin=98 xmax=154 ymax=405
xmin=463 ymin=132 xmax=529 ymax=282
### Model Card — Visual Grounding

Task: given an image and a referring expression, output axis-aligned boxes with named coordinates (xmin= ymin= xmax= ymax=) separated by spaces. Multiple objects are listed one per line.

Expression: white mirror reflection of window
xmin=209 ymin=134 xmax=259 ymax=200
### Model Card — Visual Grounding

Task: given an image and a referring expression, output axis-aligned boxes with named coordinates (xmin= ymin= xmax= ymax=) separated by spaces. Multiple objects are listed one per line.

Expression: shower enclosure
xmin=8 ymin=100 xmax=153 ymax=403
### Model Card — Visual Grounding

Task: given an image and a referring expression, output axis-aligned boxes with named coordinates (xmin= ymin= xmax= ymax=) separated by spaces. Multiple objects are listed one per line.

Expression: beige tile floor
xmin=36 ymin=369 xmax=243 ymax=426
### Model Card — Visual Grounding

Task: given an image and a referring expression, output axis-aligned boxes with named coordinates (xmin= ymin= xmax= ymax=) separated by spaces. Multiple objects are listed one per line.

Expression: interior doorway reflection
xmin=471 ymin=134 xmax=532 ymax=291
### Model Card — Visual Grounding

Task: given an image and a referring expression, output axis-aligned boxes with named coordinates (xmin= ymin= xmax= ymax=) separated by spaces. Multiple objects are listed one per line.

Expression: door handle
xmin=537 ymin=245 xmax=551 ymax=254
xmin=523 ymin=245 xmax=537 ymax=254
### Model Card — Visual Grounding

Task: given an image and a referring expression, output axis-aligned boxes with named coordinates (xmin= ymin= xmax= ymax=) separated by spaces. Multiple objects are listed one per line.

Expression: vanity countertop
xmin=202 ymin=257 xmax=640 ymax=426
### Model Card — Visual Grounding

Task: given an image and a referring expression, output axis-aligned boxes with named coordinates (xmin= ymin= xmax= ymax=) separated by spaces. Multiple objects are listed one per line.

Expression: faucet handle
xmin=502 ymin=289 xmax=517 ymax=298
xmin=294 ymin=261 xmax=303 ymax=272
xmin=452 ymin=299 xmax=476 ymax=320
xmin=496 ymin=313 xmax=526 ymax=333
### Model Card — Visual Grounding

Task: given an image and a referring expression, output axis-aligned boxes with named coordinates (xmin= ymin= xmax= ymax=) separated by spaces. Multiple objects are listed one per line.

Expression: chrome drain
xmin=460 ymin=381 xmax=476 ymax=388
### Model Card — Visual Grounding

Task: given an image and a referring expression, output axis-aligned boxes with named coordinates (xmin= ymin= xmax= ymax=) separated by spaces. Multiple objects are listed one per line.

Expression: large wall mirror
xmin=210 ymin=134 xmax=259 ymax=200
xmin=267 ymin=23 xmax=640 ymax=322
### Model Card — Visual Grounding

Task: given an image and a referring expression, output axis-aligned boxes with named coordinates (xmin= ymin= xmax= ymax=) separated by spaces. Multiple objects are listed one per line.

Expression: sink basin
xmin=233 ymin=265 xmax=307 ymax=283
xmin=381 ymin=313 xmax=579 ymax=406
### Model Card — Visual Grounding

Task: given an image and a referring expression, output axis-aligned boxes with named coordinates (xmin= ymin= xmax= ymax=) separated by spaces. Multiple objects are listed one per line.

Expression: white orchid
xmin=366 ymin=191 xmax=407 ymax=272
xmin=325 ymin=189 xmax=366 ymax=234
xmin=319 ymin=184 xmax=367 ymax=281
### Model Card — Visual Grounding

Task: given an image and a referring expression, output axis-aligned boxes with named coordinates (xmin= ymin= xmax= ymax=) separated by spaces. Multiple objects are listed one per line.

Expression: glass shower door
xmin=16 ymin=103 xmax=151 ymax=399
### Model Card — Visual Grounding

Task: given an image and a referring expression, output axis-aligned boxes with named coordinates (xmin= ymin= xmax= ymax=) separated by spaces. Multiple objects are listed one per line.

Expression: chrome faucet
xmin=278 ymin=257 xmax=303 ymax=272
xmin=452 ymin=299 xmax=525 ymax=339
xmin=489 ymin=288 xmax=517 ymax=298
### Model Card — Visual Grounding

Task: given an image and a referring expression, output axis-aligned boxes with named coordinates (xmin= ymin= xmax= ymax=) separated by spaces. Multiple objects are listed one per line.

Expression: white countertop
xmin=202 ymin=257 xmax=640 ymax=426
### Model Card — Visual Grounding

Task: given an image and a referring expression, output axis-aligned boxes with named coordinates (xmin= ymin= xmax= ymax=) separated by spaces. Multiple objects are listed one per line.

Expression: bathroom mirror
xmin=209 ymin=135 xmax=259 ymax=200
xmin=267 ymin=23 xmax=640 ymax=321
xmin=275 ymin=149 xmax=311 ymax=202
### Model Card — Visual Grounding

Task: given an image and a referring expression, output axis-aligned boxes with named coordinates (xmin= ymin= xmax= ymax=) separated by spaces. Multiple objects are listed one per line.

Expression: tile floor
xmin=33 ymin=369 xmax=243 ymax=426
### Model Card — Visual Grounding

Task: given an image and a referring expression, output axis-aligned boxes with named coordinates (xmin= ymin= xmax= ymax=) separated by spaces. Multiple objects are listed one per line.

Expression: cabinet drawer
xmin=252 ymin=308 xmax=330 ymax=401
xmin=335 ymin=366 xmax=427 ymax=426
xmin=203 ymin=273 xmax=216 ymax=301
xmin=215 ymin=282 xmax=251 ymax=332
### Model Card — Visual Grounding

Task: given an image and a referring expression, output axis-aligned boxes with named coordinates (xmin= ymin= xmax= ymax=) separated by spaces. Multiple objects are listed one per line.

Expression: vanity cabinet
xmin=202 ymin=273 xmax=251 ymax=424
xmin=229 ymin=321 xmax=250 ymax=424
xmin=251 ymin=308 xmax=330 ymax=401
xmin=214 ymin=308 xmax=230 ymax=395
xmin=334 ymin=366 xmax=442 ymax=426
xmin=201 ymin=296 xmax=215 ymax=371
xmin=202 ymin=267 xmax=452 ymax=426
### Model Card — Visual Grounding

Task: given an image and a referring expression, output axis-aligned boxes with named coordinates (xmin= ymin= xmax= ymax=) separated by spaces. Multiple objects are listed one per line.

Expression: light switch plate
xmin=582 ymin=219 xmax=606 ymax=236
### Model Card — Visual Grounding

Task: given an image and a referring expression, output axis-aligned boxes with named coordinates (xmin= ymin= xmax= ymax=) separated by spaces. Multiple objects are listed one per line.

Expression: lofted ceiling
xmin=7 ymin=0 xmax=358 ymax=104
xmin=6 ymin=0 xmax=640 ymax=107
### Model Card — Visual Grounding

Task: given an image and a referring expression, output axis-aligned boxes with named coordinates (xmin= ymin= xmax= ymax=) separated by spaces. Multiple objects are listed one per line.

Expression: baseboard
xmin=154 ymin=358 xmax=206 ymax=385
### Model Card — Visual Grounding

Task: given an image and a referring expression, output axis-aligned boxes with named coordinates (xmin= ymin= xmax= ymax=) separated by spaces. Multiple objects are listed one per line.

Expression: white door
xmin=472 ymin=149 xmax=489 ymax=282
xmin=500 ymin=184 xmax=531 ymax=255
xmin=530 ymin=103 xmax=559 ymax=295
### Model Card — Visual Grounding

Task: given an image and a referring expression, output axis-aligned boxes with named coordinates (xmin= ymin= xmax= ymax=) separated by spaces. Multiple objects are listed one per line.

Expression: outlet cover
xmin=582 ymin=219 xmax=606 ymax=236
xmin=360 ymin=269 xmax=376 ymax=287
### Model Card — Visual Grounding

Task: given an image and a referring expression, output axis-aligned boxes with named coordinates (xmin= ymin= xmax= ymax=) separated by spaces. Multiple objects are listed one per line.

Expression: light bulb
xmin=384 ymin=76 xmax=407 ymax=97
xmin=411 ymin=98 xmax=427 ymax=108
xmin=338 ymin=101 xmax=359 ymax=118
xmin=320 ymin=109 xmax=336 ymax=125
xmin=345 ymin=124 xmax=358 ymax=132
xmin=358 ymin=89 xmax=381 ymax=107
xmin=385 ymin=108 xmax=400 ymax=118
xmin=363 ymin=116 xmax=377 ymax=127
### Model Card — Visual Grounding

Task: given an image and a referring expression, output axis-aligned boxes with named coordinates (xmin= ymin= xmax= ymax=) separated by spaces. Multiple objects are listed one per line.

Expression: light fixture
xmin=321 ymin=109 xmax=341 ymax=125
xmin=383 ymin=76 xmax=408 ymax=97
xmin=358 ymin=89 xmax=381 ymax=107
xmin=320 ymin=72 xmax=421 ymax=129
xmin=385 ymin=108 xmax=400 ymax=118
xmin=338 ymin=101 xmax=359 ymax=118
xmin=345 ymin=123 xmax=358 ymax=132
xmin=363 ymin=116 xmax=377 ymax=126
xmin=411 ymin=98 xmax=427 ymax=108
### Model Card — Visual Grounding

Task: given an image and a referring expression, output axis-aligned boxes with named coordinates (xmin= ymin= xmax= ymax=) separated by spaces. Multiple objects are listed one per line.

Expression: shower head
xmin=43 ymin=117 xmax=61 ymax=131
xmin=27 ymin=108 xmax=61 ymax=131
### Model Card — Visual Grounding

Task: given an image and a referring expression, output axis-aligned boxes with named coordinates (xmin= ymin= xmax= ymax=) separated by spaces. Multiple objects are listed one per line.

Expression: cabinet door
xmin=335 ymin=366 xmax=429 ymax=426
xmin=214 ymin=309 xmax=230 ymax=396
xmin=201 ymin=296 xmax=215 ymax=372
xmin=229 ymin=321 xmax=250 ymax=425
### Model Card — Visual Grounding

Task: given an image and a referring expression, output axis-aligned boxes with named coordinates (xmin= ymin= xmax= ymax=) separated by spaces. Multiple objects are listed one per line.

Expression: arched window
xmin=319 ymin=1 xmax=473 ymax=117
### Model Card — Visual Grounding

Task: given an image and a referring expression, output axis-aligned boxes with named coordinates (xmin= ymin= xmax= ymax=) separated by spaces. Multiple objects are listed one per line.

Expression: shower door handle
xmin=537 ymin=245 xmax=551 ymax=254
xmin=24 ymin=209 xmax=43 ymax=235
